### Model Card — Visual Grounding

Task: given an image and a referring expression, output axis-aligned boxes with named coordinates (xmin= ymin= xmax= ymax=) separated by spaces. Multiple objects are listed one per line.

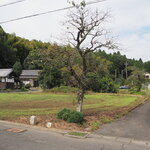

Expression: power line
xmin=0 ymin=0 xmax=27 ymax=8
xmin=0 ymin=0 xmax=106 ymax=24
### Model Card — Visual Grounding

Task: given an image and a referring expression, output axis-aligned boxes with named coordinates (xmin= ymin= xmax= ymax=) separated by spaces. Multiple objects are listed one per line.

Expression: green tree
xmin=24 ymin=43 xmax=64 ymax=69
xmin=39 ymin=66 xmax=62 ymax=89
xmin=13 ymin=61 xmax=22 ymax=88
xmin=12 ymin=38 xmax=31 ymax=65
xmin=144 ymin=61 xmax=150 ymax=73
xmin=86 ymin=72 xmax=101 ymax=92
xmin=126 ymin=69 xmax=145 ymax=91
xmin=0 ymin=26 xmax=17 ymax=68
xmin=86 ymin=73 xmax=117 ymax=93
xmin=86 ymin=53 xmax=111 ymax=78
xmin=99 ymin=77 xmax=118 ymax=93
xmin=0 ymin=26 xmax=33 ymax=68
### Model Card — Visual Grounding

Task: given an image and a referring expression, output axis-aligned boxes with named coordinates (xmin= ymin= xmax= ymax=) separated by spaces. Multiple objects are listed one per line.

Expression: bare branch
xmin=61 ymin=3 xmax=116 ymax=112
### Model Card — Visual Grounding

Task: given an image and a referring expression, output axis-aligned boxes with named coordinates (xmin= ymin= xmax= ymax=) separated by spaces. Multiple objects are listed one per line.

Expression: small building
xmin=145 ymin=73 xmax=150 ymax=79
xmin=0 ymin=69 xmax=15 ymax=89
xmin=20 ymin=70 xmax=41 ymax=87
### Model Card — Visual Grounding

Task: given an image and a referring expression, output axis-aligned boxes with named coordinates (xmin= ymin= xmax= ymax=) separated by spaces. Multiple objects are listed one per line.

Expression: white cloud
xmin=0 ymin=0 xmax=150 ymax=61
xmin=119 ymin=33 xmax=150 ymax=61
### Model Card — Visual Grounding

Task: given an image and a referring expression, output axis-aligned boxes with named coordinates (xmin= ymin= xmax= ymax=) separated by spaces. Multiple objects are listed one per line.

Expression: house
xmin=0 ymin=69 xmax=41 ymax=89
xmin=145 ymin=73 xmax=150 ymax=79
xmin=20 ymin=70 xmax=41 ymax=87
xmin=0 ymin=69 xmax=15 ymax=89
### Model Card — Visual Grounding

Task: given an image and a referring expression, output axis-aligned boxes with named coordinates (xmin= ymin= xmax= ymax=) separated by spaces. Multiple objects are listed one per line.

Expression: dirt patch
xmin=1 ymin=115 xmax=85 ymax=131
xmin=0 ymin=101 xmax=72 ymax=110
xmin=0 ymin=95 xmax=146 ymax=132
xmin=0 ymin=102 xmax=144 ymax=132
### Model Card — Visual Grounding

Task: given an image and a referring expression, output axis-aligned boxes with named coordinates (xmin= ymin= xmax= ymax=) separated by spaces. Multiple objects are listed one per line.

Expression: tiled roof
xmin=0 ymin=69 xmax=13 ymax=77
xmin=20 ymin=70 xmax=41 ymax=76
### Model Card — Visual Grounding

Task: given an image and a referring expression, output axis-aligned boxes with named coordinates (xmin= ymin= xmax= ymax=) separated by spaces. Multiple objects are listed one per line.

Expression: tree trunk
xmin=76 ymin=88 xmax=84 ymax=112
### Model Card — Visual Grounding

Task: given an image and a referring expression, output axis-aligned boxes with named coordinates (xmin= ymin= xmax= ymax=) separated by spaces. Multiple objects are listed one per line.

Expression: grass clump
xmin=90 ymin=117 xmax=113 ymax=131
xmin=49 ymin=86 xmax=78 ymax=93
xmin=100 ymin=117 xmax=113 ymax=124
xmin=57 ymin=108 xmax=84 ymax=124
xmin=91 ymin=121 xmax=102 ymax=131
xmin=68 ymin=132 xmax=87 ymax=137
xmin=129 ymin=90 xmax=146 ymax=95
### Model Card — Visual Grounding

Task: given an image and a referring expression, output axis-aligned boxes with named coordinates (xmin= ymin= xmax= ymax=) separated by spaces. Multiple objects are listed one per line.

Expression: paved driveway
xmin=96 ymin=100 xmax=150 ymax=141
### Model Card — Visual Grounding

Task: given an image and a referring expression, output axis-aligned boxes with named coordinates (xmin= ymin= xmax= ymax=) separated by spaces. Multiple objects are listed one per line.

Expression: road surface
xmin=96 ymin=100 xmax=150 ymax=141
xmin=0 ymin=121 xmax=150 ymax=150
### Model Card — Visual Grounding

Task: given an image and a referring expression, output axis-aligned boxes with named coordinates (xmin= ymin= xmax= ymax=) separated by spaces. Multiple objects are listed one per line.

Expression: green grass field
xmin=0 ymin=92 xmax=142 ymax=118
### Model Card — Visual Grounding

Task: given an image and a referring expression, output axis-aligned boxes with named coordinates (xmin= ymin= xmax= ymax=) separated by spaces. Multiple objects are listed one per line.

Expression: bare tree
xmin=64 ymin=1 xmax=115 ymax=112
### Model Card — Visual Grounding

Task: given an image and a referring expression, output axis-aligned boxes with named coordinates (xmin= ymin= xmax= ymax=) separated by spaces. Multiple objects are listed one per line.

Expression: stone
xmin=85 ymin=128 xmax=91 ymax=132
xmin=30 ymin=116 xmax=37 ymax=125
xmin=46 ymin=122 xmax=52 ymax=128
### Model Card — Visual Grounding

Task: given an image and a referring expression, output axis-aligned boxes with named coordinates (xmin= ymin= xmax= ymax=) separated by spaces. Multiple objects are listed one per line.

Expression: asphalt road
xmin=0 ymin=121 xmax=150 ymax=150
xmin=96 ymin=100 xmax=150 ymax=141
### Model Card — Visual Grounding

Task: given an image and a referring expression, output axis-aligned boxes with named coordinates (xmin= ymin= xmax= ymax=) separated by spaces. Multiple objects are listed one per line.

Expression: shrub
xmin=21 ymin=86 xmax=28 ymax=91
xmin=67 ymin=111 xmax=84 ymax=124
xmin=25 ymin=83 xmax=31 ymax=89
xmin=57 ymin=108 xmax=84 ymax=124
xmin=57 ymin=108 xmax=72 ymax=121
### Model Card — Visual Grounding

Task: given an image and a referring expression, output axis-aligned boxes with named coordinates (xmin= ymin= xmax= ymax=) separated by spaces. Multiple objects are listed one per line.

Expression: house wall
xmin=145 ymin=73 xmax=150 ymax=79
xmin=6 ymin=83 xmax=14 ymax=89
xmin=22 ymin=80 xmax=30 ymax=85
xmin=0 ymin=82 xmax=6 ymax=90
xmin=1 ymin=78 xmax=14 ymax=83
xmin=21 ymin=78 xmax=39 ymax=87
xmin=0 ymin=82 xmax=14 ymax=90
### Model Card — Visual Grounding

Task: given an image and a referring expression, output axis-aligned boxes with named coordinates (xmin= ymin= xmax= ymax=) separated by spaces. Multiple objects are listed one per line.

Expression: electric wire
xmin=0 ymin=0 xmax=106 ymax=24
xmin=0 ymin=0 xmax=27 ymax=8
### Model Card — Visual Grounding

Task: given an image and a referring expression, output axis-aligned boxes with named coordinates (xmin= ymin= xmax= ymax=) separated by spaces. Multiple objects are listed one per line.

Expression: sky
xmin=0 ymin=0 xmax=150 ymax=62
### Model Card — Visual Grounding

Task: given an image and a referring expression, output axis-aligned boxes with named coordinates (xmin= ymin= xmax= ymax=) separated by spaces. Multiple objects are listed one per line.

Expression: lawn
xmin=0 ymin=92 xmax=142 ymax=118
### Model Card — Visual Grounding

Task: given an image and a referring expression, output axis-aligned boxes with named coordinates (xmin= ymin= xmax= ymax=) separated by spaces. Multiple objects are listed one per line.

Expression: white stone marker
xmin=30 ymin=116 xmax=37 ymax=125
xmin=46 ymin=122 xmax=52 ymax=128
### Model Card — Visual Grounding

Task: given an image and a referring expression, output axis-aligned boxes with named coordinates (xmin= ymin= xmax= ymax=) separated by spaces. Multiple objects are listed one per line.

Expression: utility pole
xmin=115 ymin=69 xmax=117 ymax=81
xmin=121 ymin=70 xmax=124 ymax=78
xmin=125 ymin=61 xmax=128 ymax=79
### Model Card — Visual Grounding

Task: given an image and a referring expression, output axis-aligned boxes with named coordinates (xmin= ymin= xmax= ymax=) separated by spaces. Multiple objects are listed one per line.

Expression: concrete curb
xmin=0 ymin=120 xmax=68 ymax=135
xmin=0 ymin=120 xmax=91 ymax=139
xmin=89 ymin=133 xmax=150 ymax=147
xmin=64 ymin=132 xmax=90 ymax=139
